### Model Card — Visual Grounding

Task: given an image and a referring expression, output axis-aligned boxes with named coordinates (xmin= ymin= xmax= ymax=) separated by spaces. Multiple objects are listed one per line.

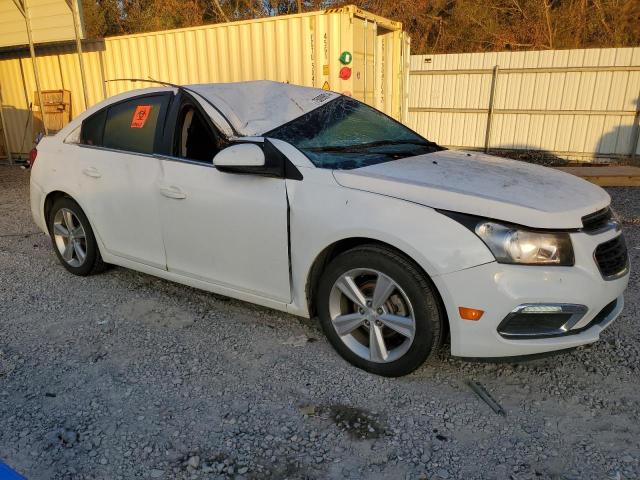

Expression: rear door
xmin=76 ymin=93 xmax=172 ymax=269
xmin=156 ymin=93 xmax=291 ymax=302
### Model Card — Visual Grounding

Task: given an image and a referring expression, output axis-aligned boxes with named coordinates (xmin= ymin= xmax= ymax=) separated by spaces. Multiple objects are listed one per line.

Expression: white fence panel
xmin=407 ymin=47 xmax=640 ymax=162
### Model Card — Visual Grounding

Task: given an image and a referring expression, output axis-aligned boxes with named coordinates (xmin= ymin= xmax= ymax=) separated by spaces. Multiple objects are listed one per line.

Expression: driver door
xmin=157 ymin=94 xmax=291 ymax=302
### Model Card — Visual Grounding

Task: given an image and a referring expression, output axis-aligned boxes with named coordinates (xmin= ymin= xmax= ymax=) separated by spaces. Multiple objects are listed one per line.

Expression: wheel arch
xmin=42 ymin=190 xmax=76 ymax=230
xmin=43 ymin=190 xmax=95 ymax=239
xmin=43 ymin=190 xmax=73 ymax=232
xmin=304 ymin=237 xmax=450 ymax=342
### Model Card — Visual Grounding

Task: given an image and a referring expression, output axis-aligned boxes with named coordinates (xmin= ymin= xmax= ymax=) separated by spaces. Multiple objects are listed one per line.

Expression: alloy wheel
xmin=328 ymin=268 xmax=416 ymax=363
xmin=52 ymin=208 xmax=87 ymax=268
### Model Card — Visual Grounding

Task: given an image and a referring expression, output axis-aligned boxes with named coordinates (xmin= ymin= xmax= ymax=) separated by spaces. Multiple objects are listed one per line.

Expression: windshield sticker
xmin=321 ymin=81 xmax=331 ymax=91
xmin=131 ymin=105 xmax=152 ymax=128
xmin=312 ymin=92 xmax=332 ymax=103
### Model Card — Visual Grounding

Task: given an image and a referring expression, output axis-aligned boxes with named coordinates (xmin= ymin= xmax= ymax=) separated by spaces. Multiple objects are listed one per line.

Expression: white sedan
xmin=30 ymin=81 xmax=629 ymax=376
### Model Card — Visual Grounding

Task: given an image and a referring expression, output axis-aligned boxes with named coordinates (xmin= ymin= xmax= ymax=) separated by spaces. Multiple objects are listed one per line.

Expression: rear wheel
xmin=317 ymin=245 xmax=443 ymax=377
xmin=48 ymin=197 xmax=106 ymax=276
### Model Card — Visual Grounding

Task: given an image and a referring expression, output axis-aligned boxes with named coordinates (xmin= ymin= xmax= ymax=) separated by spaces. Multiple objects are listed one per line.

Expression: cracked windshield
xmin=267 ymin=96 xmax=443 ymax=170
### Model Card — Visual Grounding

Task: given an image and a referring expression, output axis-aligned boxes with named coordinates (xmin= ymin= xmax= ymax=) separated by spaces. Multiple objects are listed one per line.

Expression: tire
xmin=48 ymin=197 xmax=107 ymax=276
xmin=317 ymin=244 xmax=443 ymax=377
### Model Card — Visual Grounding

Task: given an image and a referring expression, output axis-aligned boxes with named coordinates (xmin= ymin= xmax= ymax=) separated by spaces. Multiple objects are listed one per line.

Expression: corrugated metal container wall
xmin=408 ymin=47 xmax=640 ymax=162
xmin=0 ymin=5 xmax=405 ymax=156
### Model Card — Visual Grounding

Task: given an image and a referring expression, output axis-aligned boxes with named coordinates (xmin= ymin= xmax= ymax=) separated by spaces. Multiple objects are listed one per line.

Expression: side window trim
xmin=77 ymin=143 xmax=158 ymax=159
xmin=153 ymin=152 xmax=217 ymax=168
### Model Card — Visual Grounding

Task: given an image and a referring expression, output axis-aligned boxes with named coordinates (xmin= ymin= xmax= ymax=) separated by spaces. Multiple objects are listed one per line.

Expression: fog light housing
xmin=497 ymin=304 xmax=587 ymax=339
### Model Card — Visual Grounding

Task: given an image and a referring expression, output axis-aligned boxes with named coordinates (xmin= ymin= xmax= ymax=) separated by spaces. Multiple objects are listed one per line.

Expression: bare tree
xmin=81 ymin=0 xmax=640 ymax=53
xmin=542 ymin=0 xmax=554 ymax=48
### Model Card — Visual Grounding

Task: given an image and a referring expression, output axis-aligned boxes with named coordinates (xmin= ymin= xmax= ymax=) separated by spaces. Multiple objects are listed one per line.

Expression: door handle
xmin=82 ymin=167 xmax=101 ymax=178
xmin=159 ymin=185 xmax=187 ymax=200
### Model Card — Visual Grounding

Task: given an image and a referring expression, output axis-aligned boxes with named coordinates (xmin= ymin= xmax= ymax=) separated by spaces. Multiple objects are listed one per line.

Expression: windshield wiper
xmin=306 ymin=139 xmax=434 ymax=153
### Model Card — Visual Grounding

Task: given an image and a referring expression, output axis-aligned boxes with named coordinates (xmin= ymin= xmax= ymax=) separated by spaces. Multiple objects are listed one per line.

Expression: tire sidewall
xmin=317 ymin=247 xmax=442 ymax=377
xmin=48 ymin=197 xmax=99 ymax=276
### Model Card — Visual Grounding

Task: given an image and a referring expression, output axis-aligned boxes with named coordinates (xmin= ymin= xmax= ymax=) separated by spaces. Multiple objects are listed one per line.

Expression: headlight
xmin=475 ymin=221 xmax=574 ymax=265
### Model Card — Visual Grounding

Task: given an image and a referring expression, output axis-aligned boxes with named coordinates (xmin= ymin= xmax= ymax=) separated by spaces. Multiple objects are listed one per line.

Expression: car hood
xmin=332 ymin=150 xmax=610 ymax=229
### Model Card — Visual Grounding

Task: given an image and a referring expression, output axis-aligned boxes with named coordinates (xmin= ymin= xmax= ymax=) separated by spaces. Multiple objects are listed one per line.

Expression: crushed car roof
xmin=187 ymin=80 xmax=340 ymax=137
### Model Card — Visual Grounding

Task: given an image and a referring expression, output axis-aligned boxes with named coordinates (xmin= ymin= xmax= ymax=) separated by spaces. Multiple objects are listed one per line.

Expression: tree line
xmin=82 ymin=0 xmax=640 ymax=53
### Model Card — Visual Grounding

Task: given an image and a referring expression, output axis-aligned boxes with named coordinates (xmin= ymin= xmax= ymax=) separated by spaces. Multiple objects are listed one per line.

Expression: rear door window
xmin=102 ymin=95 xmax=169 ymax=154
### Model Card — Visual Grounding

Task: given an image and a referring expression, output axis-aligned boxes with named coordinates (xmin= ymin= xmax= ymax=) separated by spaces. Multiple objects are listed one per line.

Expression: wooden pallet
xmin=555 ymin=166 xmax=640 ymax=187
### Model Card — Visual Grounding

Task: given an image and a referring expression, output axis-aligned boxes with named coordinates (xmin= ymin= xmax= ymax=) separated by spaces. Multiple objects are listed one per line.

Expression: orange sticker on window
xmin=131 ymin=105 xmax=152 ymax=128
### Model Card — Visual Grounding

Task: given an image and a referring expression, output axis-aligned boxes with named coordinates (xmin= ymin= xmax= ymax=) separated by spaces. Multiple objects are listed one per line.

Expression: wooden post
xmin=67 ymin=0 xmax=89 ymax=110
xmin=484 ymin=65 xmax=499 ymax=153
xmin=0 ymin=84 xmax=13 ymax=164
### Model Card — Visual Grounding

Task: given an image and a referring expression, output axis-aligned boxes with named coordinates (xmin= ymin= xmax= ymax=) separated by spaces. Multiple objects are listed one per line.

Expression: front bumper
xmin=433 ymin=228 xmax=629 ymax=358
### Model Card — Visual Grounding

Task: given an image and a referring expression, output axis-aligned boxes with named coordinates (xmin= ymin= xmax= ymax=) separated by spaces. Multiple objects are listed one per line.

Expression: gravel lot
xmin=0 ymin=165 xmax=638 ymax=480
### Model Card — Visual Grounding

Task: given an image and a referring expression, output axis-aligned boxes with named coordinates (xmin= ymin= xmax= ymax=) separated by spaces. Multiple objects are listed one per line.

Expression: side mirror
xmin=213 ymin=143 xmax=265 ymax=170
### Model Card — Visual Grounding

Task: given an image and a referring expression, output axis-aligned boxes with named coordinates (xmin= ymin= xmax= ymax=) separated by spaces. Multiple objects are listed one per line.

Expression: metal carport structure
xmin=0 ymin=0 xmax=86 ymax=163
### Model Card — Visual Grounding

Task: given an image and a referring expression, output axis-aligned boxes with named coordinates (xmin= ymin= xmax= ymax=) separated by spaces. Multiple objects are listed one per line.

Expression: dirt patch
xmin=327 ymin=405 xmax=385 ymax=440
xmin=117 ymin=299 xmax=195 ymax=329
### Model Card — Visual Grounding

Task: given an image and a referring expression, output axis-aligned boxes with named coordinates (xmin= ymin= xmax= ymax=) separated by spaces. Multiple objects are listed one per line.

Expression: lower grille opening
xmin=498 ymin=299 xmax=619 ymax=340
xmin=574 ymin=299 xmax=618 ymax=333
xmin=497 ymin=304 xmax=587 ymax=339
xmin=498 ymin=313 xmax=573 ymax=338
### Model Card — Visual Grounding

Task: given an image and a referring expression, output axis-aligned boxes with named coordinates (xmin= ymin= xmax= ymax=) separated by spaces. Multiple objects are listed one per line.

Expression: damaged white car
xmin=30 ymin=81 xmax=629 ymax=376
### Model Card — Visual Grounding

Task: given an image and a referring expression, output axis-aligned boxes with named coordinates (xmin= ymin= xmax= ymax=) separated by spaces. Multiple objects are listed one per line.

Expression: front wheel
xmin=317 ymin=245 xmax=443 ymax=377
xmin=48 ymin=197 xmax=106 ymax=276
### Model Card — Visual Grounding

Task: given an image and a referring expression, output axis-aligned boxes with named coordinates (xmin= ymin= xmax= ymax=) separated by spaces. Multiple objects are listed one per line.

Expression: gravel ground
xmin=0 ymin=165 xmax=638 ymax=480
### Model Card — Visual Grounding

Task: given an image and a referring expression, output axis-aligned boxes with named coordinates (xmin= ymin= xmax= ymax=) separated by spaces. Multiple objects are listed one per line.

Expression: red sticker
xmin=131 ymin=105 xmax=152 ymax=128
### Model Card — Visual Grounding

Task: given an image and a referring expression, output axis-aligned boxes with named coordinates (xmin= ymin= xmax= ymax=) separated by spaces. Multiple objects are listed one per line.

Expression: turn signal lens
xmin=459 ymin=307 xmax=484 ymax=321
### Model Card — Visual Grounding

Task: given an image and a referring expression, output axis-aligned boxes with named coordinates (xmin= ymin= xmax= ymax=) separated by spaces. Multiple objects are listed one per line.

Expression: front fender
xmin=286 ymin=168 xmax=494 ymax=316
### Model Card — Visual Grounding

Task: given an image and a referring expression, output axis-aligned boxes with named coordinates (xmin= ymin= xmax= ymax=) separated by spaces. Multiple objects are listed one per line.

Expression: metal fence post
xmin=363 ymin=19 xmax=367 ymax=103
xmin=0 ymin=85 xmax=13 ymax=164
xmin=484 ymin=65 xmax=499 ymax=153
xmin=67 ymin=0 xmax=90 ymax=110
xmin=15 ymin=0 xmax=48 ymax=136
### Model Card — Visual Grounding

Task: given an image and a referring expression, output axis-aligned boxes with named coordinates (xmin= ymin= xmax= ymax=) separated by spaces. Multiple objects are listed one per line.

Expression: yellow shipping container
xmin=0 ymin=5 xmax=409 ymax=156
